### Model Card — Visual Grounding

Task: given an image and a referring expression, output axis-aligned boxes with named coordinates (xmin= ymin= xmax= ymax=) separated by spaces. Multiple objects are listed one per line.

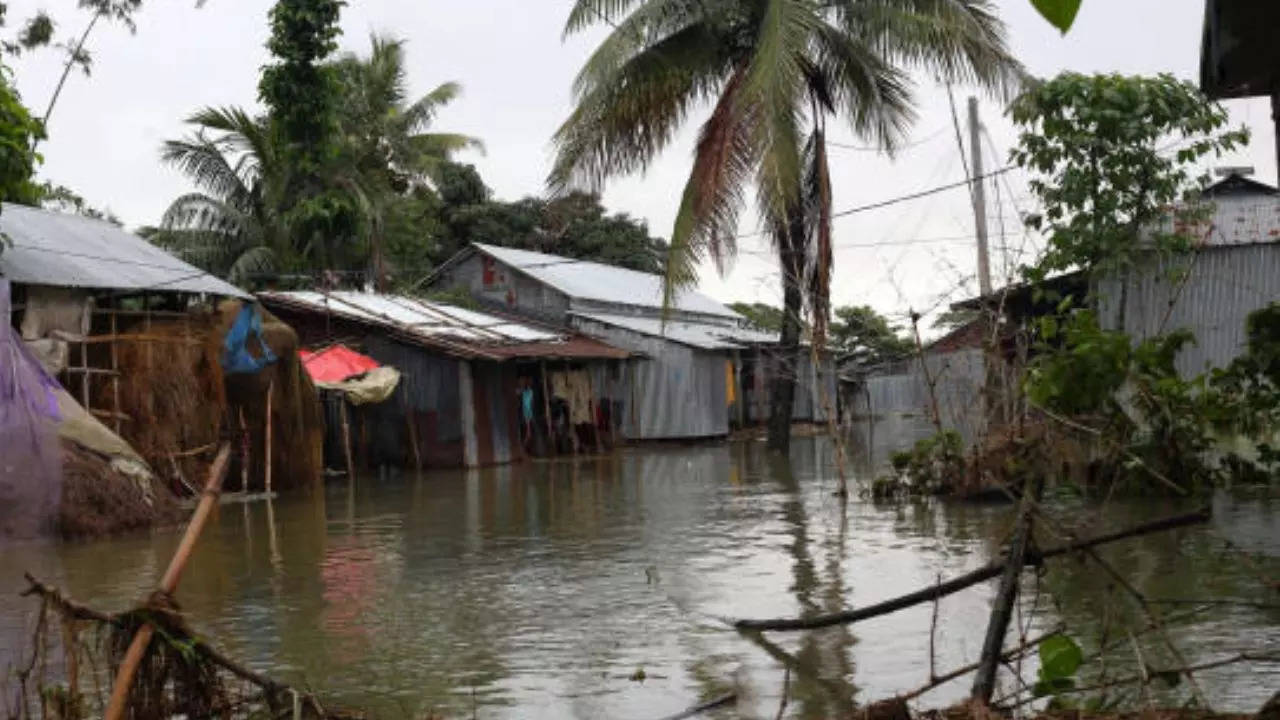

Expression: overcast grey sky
xmin=7 ymin=0 xmax=1276 ymax=324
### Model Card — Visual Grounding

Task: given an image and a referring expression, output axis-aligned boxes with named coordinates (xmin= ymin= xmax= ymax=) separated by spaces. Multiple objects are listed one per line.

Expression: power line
xmin=826 ymin=127 xmax=947 ymax=152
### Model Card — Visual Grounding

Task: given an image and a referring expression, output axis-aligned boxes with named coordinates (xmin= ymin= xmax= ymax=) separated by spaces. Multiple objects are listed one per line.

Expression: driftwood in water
xmin=734 ymin=507 xmax=1210 ymax=632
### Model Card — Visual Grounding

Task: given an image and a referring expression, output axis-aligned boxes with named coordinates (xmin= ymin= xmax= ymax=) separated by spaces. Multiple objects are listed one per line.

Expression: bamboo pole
xmin=403 ymin=377 xmax=422 ymax=470
xmin=339 ymin=398 xmax=357 ymax=480
xmin=264 ymin=379 xmax=274 ymax=495
xmin=103 ymin=443 xmax=232 ymax=720
xmin=80 ymin=339 xmax=90 ymax=411
xmin=110 ymin=308 xmax=120 ymax=434
xmin=540 ymin=360 xmax=555 ymax=455
xmin=238 ymin=408 xmax=249 ymax=493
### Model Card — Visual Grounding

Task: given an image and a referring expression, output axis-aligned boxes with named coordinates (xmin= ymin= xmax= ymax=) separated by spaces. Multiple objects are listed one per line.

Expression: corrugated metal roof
xmin=571 ymin=311 xmax=780 ymax=350
xmin=0 ymin=203 xmax=249 ymax=298
xmin=258 ymin=290 xmax=629 ymax=360
xmin=472 ymin=243 xmax=742 ymax=320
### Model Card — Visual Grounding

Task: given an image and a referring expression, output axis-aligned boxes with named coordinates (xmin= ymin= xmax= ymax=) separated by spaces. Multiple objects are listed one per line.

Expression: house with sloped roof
xmin=424 ymin=243 xmax=837 ymax=440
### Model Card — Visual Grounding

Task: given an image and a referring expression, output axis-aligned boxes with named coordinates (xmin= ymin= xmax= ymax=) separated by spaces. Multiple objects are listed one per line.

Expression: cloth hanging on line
xmin=725 ymin=361 xmax=736 ymax=405
xmin=550 ymin=370 xmax=593 ymax=425
xmin=222 ymin=303 xmax=277 ymax=374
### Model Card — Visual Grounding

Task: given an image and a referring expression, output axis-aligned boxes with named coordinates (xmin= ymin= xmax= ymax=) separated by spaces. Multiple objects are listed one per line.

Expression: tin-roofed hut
xmin=1 ymin=204 xmax=322 ymax=535
xmin=423 ymin=243 xmax=837 ymax=440
xmin=257 ymin=290 xmax=631 ymax=468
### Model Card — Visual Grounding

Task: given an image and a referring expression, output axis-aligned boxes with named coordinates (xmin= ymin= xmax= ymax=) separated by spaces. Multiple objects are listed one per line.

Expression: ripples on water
xmin=1 ymin=433 xmax=1277 ymax=719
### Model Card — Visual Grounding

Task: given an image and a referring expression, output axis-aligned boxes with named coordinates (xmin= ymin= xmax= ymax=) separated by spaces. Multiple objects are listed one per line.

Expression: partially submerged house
xmin=423 ymin=243 xmax=837 ymax=440
xmin=257 ymin=290 xmax=631 ymax=467
xmin=842 ymin=318 xmax=991 ymax=441
xmin=955 ymin=173 xmax=1280 ymax=380
xmin=0 ymin=203 xmax=315 ymax=537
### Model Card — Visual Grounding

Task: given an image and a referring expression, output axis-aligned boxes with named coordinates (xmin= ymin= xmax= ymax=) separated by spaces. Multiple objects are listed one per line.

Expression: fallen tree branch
xmin=733 ymin=508 xmax=1210 ymax=631
xmin=656 ymin=692 xmax=737 ymax=720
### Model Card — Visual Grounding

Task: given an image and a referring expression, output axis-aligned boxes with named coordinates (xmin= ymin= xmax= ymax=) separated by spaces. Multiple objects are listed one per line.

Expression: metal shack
xmin=1096 ymin=172 xmax=1280 ymax=376
xmin=257 ymin=291 xmax=630 ymax=468
xmin=424 ymin=243 xmax=837 ymax=440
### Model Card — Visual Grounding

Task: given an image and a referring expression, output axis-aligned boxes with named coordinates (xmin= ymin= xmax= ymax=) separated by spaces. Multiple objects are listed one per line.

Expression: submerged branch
xmin=733 ymin=508 xmax=1210 ymax=632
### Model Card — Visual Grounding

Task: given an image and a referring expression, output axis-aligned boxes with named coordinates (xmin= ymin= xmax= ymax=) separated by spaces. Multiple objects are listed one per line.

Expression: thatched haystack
xmin=218 ymin=300 xmax=324 ymax=492
xmin=58 ymin=439 xmax=183 ymax=539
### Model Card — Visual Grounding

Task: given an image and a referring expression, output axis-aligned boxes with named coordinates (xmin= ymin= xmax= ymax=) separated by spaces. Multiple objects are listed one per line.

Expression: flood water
xmin=2 ymin=429 xmax=1278 ymax=719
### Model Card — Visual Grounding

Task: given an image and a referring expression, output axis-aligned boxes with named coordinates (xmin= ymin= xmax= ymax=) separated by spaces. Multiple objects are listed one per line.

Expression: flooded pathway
xmin=2 ymin=434 xmax=1277 ymax=719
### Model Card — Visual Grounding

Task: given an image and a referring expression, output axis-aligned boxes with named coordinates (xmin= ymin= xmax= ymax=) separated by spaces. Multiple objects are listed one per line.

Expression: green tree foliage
xmin=154 ymin=32 xmax=477 ymax=288
xmin=553 ymin=0 xmax=1022 ymax=450
xmin=729 ymin=302 xmax=783 ymax=332
xmin=259 ymin=0 xmax=342 ymax=175
xmin=434 ymin=163 xmax=669 ymax=274
xmin=1011 ymin=73 xmax=1247 ymax=285
xmin=831 ymin=305 xmax=913 ymax=366
xmin=1012 ymin=74 xmax=1256 ymax=491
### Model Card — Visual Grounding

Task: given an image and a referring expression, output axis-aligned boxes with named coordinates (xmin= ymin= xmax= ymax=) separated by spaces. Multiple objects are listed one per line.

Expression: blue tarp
xmin=221 ymin=302 xmax=277 ymax=374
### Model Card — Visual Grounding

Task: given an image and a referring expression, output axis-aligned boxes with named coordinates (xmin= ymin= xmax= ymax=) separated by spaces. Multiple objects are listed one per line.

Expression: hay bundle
xmin=93 ymin=310 xmax=227 ymax=488
xmin=58 ymin=440 xmax=183 ymax=539
xmin=218 ymin=300 xmax=324 ymax=492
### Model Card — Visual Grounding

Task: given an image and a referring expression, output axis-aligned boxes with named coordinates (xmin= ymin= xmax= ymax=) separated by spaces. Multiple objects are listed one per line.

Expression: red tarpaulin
xmin=299 ymin=345 xmax=380 ymax=384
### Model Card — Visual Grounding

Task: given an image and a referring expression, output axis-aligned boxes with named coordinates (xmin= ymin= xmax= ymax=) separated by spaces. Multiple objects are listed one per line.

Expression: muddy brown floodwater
xmin=2 ymin=428 xmax=1278 ymax=719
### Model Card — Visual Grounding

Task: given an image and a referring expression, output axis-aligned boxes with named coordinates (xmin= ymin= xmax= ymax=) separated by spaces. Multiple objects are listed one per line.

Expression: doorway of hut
xmin=517 ymin=360 xmax=622 ymax=458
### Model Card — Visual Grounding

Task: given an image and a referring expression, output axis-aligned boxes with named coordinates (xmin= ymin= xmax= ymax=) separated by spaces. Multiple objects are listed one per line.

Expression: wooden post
xmin=79 ymin=340 xmax=89 ymax=411
xmin=264 ymin=379 xmax=274 ymax=494
xmin=589 ymin=370 xmax=604 ymax=454
xmin=103 ymin=443 xmax=232 ymax=720
xmin=566 ymin=364 xmax=579 ymax=457
xmin=339 ymin=397 xmax=356 ymax=480
xmin=109 ymin=308 xmax=120 ymax=434
xmin=540 ymin=360 xmax=555 ymax=455
xmin=238 ymin=407 xmax=249 ymax=493
xmin=403 ymin=377 xmax=422 ymax=470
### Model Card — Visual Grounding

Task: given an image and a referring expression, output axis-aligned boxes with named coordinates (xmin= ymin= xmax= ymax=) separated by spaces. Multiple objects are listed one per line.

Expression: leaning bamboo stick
xmin=339 ymin=398 xmax=357 ymax=480
xmin=265 ymin=380 xmax=274 ymax=494
xmin=103 ymin=443 xmax=232 ymax=720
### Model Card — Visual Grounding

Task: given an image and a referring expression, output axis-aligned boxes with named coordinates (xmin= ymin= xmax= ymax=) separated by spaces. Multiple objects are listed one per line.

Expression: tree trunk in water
xmin=767 ymin=218 xmax=805 ymax=452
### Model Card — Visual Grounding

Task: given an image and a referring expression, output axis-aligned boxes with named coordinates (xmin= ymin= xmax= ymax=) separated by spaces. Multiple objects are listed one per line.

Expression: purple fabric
xmin=1 ymin=278 xmax=63 ymax=539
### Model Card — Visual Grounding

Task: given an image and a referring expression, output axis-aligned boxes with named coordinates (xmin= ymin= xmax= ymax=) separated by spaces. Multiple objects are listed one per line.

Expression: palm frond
xmin=161 ymin=135 xmax=255 ymax=209
xmin=833 ymin=0 xmax=1024 ymax=100
xmin=569 ymin=0 xmax=706 ymax=100
xmin=665 ymin=66 xmax=756 ymax=315
xmin=226 ymin=245 xmax=278 ymax=287
xmin=563 ymin=0 xmax=647 ymax=38
xmin=745 ymin=0 xmax=818 ymax=223
xmin=811 ymin=22 xmax=916 ymax=152
xmin=398 ymin=81 xmax=463 ymax=135
xmin=409 ymin=132 xmax=485 ymax=160
xmin=549 ymin=21 xmax=730 ymax=194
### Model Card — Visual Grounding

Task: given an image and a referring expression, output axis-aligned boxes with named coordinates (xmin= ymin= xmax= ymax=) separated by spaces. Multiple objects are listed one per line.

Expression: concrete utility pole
xmin=968 ymin=97 xmax=992 ymax=297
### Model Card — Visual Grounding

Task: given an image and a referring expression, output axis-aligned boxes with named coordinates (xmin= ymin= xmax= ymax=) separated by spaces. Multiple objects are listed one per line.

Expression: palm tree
xmin=332 ymin=35 xmax=483 ymax=287
xmin=550 ymin=0 xmax=1022 ymax=451
xmin=153 ymin=34 xmax=481 ymax=288
xmin=151 ymin=107 xmax=286 ymax=286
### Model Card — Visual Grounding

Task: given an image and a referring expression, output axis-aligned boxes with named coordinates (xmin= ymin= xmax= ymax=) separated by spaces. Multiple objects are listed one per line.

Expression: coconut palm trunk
xmin=769 ymin=212 xmax=806 ymax=451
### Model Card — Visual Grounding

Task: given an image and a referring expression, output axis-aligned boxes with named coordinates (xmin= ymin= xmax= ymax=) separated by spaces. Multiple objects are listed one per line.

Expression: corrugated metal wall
xmin=1096 ymin=244 xmax=1280 ymax=376
xmin=471 ymin=361 xmax=522 ymax=465
xmin=849 ymin=348 xmax=987 ymax=437
xmin=361 ymin=336 xmax=479 ymax=468
xmin=572 ymin=317 xmax=730 ymax=439
xmin=738 ymin=349 xmax=837 ymax=424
